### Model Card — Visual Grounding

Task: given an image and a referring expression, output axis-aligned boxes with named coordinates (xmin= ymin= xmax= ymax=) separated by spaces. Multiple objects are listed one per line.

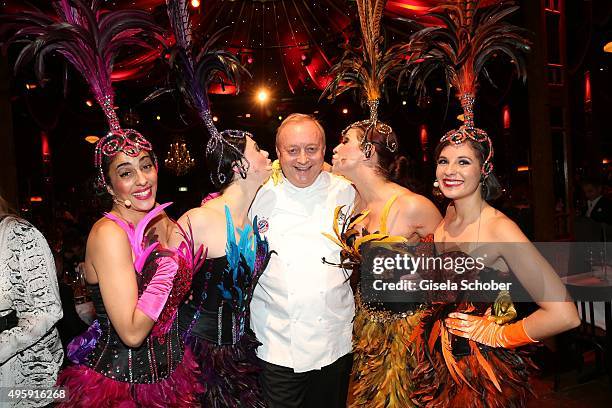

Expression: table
xmin=562 ymin=269 xmax=612 ymax=385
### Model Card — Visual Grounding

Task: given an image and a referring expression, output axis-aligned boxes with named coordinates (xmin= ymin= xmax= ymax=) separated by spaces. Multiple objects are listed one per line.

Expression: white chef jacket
xmin=249 ymin=171 xmax=356 ymax=372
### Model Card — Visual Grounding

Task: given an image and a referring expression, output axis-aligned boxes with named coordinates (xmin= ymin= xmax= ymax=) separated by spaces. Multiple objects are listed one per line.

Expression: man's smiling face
xmin=276 ymin=119 xmax=325 ymax=188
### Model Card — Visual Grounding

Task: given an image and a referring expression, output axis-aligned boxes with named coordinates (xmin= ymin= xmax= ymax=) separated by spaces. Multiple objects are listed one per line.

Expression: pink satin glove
xmin=136 ymin=255 xmax=179 ymax=321
xmin=445 ymin=312 xmax=539 ymax=349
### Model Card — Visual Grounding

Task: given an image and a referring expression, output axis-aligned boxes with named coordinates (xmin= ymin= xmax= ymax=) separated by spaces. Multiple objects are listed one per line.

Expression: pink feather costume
xmin=57 ymin=203 xmax=204 ymax=407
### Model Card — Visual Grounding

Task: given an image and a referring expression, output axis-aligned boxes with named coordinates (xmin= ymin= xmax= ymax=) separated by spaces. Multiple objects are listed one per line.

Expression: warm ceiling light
xmin=25 ymin=83 xmax=37 ymax=90
xmin=342 ymin=108 xmax=349 ymax=114
xmin=395 ymin=3 xmax=429 ymax=12
xmin=29 ymin=196 xmax=43 ymax=202
xmin=516 ymin=165 xmax=530 ymax=172
xmin=278 ymin=115 xmax=283 ymax=120
xmin=85 ymin=99 xmax=93 ymax=107
xmin=245 ymin=113 xmax=251 ymax=118
xmin=604 ymin=42 xmax=612 ymax=53
xmin=84 ymin=135 xmax=100 ymax=144
xmin=402 ymin=100 xmax=407 ymax=106
xmin=603 ymin=158 xmax=610 ymax=164
xmin=257 ymin=88 xmax=269 ymax=103
xmin=191 ymin=0 xmax=200 ymax=7
xmin=156 ymin=115 xmax=161 ymax=120
xmin=212 ymin=115 xmax=219 ymax=122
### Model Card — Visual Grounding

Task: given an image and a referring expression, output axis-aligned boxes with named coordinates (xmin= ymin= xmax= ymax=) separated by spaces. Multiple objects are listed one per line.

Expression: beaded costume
xmin=56 ymin=204 xmax=202 ymax=407
xmin=178 ymin=206 xmax=272 ymax=408
xmin=325 ymin=195 xmax=432 ymax=407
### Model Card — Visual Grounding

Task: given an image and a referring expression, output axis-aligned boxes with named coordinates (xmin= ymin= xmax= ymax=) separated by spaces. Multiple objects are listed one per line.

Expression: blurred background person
xmin=0 ymin=194 xmax=64 ymax=406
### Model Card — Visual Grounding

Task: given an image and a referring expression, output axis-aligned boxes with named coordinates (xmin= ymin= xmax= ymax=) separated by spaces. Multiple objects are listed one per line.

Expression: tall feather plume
xmin=401 ymin=0 xmax=531 ymax=105
xmin=1 ymin=0 xmax=165 ymax=131
xmin=152 ymin=0 xmax=249 ymax=136
xmin=321 ymin=0 xmax=410 ymax=110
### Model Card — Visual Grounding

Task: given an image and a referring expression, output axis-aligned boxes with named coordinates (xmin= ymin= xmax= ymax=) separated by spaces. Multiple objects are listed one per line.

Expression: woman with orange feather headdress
xmin=321 ymin=1 xmax=442 ymax=406
xmin=402 ymin=1 xmax=580 ymax=406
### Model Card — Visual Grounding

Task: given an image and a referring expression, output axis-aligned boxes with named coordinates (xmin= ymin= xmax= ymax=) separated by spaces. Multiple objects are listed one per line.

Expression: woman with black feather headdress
xmin=402 ymin=1 xmax=580 ymax=406
xmin=159 ymin=1 xmax=273 ymax=406
xmin=1 ymin=1 xmax=204 ymax=406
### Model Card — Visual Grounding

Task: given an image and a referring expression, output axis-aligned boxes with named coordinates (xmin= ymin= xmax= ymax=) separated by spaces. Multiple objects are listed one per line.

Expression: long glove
xmin=136 ymin=255 xmax=178 ymax=321
xmin=445 ymin=311 xmax=538 ymax=349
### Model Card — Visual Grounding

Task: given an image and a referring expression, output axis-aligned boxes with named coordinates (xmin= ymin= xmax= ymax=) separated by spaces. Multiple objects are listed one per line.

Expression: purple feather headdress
xmin=161 ymin=0 xmax=251 ymax=188
xmin=2 ymin=0 xmax=165 ymax=188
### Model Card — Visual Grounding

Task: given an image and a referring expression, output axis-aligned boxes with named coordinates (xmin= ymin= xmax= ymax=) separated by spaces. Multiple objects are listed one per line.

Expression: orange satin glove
xmin=444 ymin=312 xmax=538 ymax=349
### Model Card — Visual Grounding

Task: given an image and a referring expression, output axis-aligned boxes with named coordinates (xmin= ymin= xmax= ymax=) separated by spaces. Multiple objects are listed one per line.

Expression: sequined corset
xmin=179 ymin=257 xmax=248 ymax=345
xmin=356 ymin=236 xmax=434 ymax=323
xmin=179 ymin=207 xmax=271 ymax=345
xmin=84 ymin=250 xmax=189 ymax=384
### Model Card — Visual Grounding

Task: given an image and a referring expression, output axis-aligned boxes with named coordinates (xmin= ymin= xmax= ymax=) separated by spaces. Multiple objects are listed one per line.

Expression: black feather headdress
xmin=321 ymin=0 xmax=409 ymax=157
xmin=159 ymin=0 xmax=250 ymax=188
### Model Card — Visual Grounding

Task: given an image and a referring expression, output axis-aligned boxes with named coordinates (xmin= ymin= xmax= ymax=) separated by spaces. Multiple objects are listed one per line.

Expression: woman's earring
xmin=363 ymin=142 xmax=374 ymax=159
xmin=432 ymin=179 xmax=444 ymax=200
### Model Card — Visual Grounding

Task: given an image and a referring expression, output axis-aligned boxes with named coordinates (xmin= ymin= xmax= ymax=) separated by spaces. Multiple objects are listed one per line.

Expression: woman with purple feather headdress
xmin=156 ymin=1 xmax=274 ymax=406
xmin=1 ymin=1 xmax=204 ymax=406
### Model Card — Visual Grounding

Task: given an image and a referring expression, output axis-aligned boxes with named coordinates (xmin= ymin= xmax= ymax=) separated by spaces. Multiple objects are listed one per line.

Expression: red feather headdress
xmin=404 ymin=0 xmax=531 ymax=176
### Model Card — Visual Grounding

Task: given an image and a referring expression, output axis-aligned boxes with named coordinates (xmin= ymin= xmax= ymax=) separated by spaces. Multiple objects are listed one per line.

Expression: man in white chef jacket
xmin=249 ymin=113 xmax=355 ymax=407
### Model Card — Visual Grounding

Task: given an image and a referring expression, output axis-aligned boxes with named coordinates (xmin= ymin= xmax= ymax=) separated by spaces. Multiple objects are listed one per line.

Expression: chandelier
xmin=164 ymin=137 xmax=195 ymax=176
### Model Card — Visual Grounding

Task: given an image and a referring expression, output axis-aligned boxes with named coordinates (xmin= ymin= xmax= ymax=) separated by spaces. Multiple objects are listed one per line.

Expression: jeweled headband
xmin=93 ymin=97 xmax=156 ymax=188
xmin=341 ymin=100 xmax=397 ymax=159
xmin=439 ymin=93 xmax=493 ymax=177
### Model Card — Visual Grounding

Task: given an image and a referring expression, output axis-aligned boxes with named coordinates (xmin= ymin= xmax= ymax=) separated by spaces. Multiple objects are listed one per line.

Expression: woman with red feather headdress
xmin=402 ymin=1 xmax=580 ymax=406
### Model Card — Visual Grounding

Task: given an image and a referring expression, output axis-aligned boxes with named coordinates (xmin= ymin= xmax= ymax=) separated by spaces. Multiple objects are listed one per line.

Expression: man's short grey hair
xmin=275 ymin=113 xmax=325 ymax=146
